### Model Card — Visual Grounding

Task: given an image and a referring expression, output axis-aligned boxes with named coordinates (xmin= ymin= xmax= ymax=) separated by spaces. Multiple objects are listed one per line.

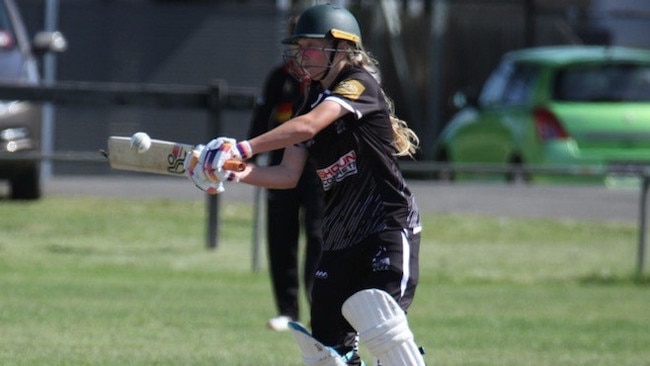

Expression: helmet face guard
xmin=283 ymin=45 xmax=347 ymax=83
xmin=282 ymin=4 xmax=362 ymax=82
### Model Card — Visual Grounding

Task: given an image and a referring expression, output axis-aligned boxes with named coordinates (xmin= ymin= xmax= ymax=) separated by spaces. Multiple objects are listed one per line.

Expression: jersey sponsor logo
xmin=316 ymin=150 xmax=358 ymax=191
xmin=315 ymin=270 xmax=329 ymax=280
xmin=332 ymin=79 xmax=365 ymax=100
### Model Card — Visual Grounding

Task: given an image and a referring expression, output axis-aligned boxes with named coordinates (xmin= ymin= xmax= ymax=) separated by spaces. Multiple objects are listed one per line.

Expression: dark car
xmin=0 ymin=0 xmax=66 ymax=199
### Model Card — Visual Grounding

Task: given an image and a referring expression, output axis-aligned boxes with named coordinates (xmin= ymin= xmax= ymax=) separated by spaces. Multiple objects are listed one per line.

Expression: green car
xmin=434 ymin=45 xmax=650 ymax=183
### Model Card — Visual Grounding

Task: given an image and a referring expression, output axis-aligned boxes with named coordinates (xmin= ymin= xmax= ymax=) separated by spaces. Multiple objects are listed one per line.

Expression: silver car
xmin=0 ymin=0 xmax=65 ymax=199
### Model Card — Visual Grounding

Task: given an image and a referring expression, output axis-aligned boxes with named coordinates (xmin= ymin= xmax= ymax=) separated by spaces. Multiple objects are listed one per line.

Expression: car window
xmin=479 ymin=61 xmax=511 ymax=106
xmin=479 ymin=61 xmax=539 ymax=107
xmin=553 ymin=63 xmax=650 ymax=102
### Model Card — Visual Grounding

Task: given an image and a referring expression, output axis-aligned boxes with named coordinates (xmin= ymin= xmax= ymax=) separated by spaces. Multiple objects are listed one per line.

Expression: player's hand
xmin=184 ymin=145 xmax=224 ymax=194
xmin=199 ymin=137 xmax=252 ymax=182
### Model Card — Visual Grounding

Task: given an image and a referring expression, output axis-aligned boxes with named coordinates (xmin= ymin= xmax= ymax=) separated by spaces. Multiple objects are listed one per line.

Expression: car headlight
xmin=0 ymin=127 xmax=32 ymax=152
xmin=1 ymin=127 xmax=29 ymax=141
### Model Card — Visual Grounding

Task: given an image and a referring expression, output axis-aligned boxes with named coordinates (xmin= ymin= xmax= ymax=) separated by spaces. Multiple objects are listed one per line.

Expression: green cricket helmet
xmin=282 ymin=4 xmax=361 ymax=45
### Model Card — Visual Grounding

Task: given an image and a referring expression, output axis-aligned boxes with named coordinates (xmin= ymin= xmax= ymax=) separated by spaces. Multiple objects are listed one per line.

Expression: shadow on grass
xmin=579 ymin=271 xmax=650 ymax=286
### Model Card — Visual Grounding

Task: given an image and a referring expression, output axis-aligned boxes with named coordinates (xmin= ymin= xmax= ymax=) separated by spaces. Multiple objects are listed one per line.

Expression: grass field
xmin=1 ymin=196 xmax=649 ymax=365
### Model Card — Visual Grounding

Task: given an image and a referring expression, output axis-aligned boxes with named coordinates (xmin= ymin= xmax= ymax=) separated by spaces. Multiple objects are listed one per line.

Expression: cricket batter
xmin=186 ymin=4 xmax=425 ymax=365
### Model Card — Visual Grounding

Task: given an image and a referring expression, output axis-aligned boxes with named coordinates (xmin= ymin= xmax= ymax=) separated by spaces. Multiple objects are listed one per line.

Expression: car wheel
xmin=10 ymin=165 xmax=42 ymax=200
xmin=505 ymin=157 xmax=531 ymax=184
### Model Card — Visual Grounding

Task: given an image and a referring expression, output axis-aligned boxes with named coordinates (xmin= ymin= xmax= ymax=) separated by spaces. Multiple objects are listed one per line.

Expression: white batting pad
xmin=289 ymin=322 xmax=348 ymax=366
xmin=342 ymin=289 xmax=425 ymax=366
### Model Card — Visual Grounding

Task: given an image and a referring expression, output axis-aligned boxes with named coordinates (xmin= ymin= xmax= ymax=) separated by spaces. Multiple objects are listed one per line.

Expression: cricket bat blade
xmin=106 ymin=136 xmax=245 ymax=176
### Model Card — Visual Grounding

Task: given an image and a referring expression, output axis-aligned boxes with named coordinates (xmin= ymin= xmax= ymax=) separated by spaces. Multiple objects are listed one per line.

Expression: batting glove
xmin=184 ymin=145 xmax=224 ymax=194
xmin=199 ymin=137 xmax=252 ymax=182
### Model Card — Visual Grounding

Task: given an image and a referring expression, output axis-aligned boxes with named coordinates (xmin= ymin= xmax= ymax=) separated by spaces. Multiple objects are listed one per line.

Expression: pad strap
xmin=288 ymin=322 xmax=348 ymax=366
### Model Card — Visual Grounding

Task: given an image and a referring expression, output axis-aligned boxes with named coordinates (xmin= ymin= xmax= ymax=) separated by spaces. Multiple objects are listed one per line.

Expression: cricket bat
xmin=106 ymin=136 xmax=246 ymax=176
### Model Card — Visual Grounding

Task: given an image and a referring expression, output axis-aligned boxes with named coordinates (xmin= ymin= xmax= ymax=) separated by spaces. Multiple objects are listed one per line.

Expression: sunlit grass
xmin=1 ymin=197 xmax=649 ymax=365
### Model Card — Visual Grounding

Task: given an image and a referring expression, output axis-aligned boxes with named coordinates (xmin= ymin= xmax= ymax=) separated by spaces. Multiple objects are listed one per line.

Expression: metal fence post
xmin=252 ymin=185 xmax=265 ymax=272
xmin=205 ymin=80 xmax=225 ymax=249
xmin=250 ymin=152 xmax=269 ymax=272
xmin=637 ymin=176 xmax=649 ymax=275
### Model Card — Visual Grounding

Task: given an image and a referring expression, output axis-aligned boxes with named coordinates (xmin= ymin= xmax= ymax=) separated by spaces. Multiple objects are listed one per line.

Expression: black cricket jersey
xmin=297 ymin=65 xmax=421 ymax=251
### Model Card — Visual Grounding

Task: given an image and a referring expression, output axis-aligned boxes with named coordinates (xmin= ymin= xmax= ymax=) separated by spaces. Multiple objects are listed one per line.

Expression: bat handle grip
xmin=223 ymin=159 xmax=246 ymax=172
xmin=190 ymin=150 xmax=246 ymax=172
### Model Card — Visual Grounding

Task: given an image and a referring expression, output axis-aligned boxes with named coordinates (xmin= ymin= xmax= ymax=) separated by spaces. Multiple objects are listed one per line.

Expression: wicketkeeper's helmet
xmin=282 ymin=4 xmax=361 ymax=45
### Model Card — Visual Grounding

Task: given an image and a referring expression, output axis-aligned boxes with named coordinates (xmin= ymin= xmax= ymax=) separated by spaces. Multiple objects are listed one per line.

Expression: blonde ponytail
xmin=385 ymin=94 xmax=420 ymax=157
xmin=347 ymin=45 xmax=420 ymax=157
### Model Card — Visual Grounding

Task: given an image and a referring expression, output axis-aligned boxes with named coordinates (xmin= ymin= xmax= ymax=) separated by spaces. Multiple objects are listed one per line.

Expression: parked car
xmin=433 ymin=45 xmax=650 ymax=183
xmin=0 ymin=0 xmax=66 ymax=199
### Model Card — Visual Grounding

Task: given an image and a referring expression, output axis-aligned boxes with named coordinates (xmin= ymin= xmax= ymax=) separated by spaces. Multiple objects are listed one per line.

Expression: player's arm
xmin=238 ymin=144 xmax=309 ymax=189
xmin=247 ymin=99 xmax=346 ymax=155
xmin=192 ymin=99 xmax=344 ymax=189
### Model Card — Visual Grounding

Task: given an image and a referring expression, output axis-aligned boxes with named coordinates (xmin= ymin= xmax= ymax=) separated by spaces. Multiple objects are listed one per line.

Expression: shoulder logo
xmin=333 ymin=79 xmax=365 ymax=100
